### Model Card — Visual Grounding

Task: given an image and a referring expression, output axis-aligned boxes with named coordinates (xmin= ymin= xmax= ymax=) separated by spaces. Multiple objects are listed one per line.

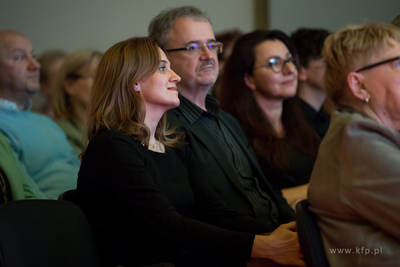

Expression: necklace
xmin=147 ymin=140 xmax=165 ymax=153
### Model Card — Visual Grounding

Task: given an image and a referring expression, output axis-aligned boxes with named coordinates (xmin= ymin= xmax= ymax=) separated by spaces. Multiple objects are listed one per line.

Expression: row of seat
xmin=0 ymin=191 xmax=328 ymax=267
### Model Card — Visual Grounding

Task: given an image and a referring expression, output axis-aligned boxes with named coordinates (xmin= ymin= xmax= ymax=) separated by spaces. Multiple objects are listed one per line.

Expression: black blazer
xmin=167 ymin=107 xmax=295 ymax=226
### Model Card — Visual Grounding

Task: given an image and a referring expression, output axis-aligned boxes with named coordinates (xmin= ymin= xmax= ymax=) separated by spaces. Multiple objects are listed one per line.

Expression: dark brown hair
xmin=218 ymin=30 xmax=320 ymax=169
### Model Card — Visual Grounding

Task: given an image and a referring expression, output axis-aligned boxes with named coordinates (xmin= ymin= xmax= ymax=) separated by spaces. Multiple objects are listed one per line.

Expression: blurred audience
xmin=52 ymin=48 xmax=103 ymax=155
xmin=308 ymin=22 xmax=400 ymax=266
xmin=290 ymin=27 xmax=332 ymax=138
xmin=0 ymin=30 xmax=80 ymax=199
xmin=77 ymin=36 xmax=303 ymax=267
xmin=31 ymin=49 xmax=66 ymax=118
xmin=218 ymin=30 xmax=320 ymax=209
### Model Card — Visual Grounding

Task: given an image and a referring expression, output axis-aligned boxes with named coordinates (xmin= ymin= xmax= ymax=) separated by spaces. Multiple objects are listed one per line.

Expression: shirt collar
xmin=0 ymin=99 xmax=20 ymax=112
xmin=0 ymin=98 xmax=32 ymax=112
xmin=177 ymin=94 xmax=220 ymax=124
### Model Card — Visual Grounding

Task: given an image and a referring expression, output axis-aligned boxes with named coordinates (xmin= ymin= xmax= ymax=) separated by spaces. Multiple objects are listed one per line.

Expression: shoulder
xmin=90 ymin=129 xmax=139 ymax=147
xmin=318 ymin=110 xmax=400 ymax=177
xmin=330 ymin=110 xmax=400 ymax=145
xmin=87 ymin=129 xmax=142 ymax=155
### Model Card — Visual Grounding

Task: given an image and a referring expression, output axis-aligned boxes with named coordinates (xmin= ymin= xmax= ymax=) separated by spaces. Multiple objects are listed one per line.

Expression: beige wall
xmin=1 ymin=0 xmax=399 ymax=55
xmin=0 ymin=0 xmax=254 ymax=55
xmin=269 ymin=0 xmax=400 ymax=35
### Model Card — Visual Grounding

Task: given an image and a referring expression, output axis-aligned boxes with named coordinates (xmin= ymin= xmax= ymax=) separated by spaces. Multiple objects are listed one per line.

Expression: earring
xmin=365 ymin=97 xmax=370 ymax=103
xmin=135 ymin=86 xmax=140 ymax=91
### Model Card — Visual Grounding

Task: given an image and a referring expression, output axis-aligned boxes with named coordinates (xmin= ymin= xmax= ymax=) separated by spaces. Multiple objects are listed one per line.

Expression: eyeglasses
xmin=166 ymin=42 xmax=223 ymax=55
xmin=355 ymin=56 xmax=400 ymax=72
xmin=255 ymin=56 xmax=296 ymax=73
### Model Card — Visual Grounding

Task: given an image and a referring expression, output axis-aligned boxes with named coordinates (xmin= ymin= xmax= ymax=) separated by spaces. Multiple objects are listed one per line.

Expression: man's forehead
xmin=1 ymin=35 xmax=32 ymax=54
xmin=168 ymin=17 xmax=215 ymax=44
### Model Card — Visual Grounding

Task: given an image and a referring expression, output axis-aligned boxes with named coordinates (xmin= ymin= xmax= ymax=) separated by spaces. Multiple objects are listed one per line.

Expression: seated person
xmin=76 ymin=36 xmax=304 ymax=267
xmin=217 ymin=30 xmax=320 ymax=209
xmin=52 ymin=48 xmax=103 ymax=154
xmin=308 ymin=22 xmax=400 ymax=266
xmin=31 ymin=49 xmax=66 ymax=118
xmin=149 ymin=5 xmax=296 ymax=226
xmin=290 ymin=27 xmax=332 ymax=138
xmin=0 ymin=30 xmax=80 ymax=199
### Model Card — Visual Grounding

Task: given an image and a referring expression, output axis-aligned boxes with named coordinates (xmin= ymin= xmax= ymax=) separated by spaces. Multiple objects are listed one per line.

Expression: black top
xmin=77 ymin=129 xmax=269 ymax=267
xmin=258 ymin=143 xmax=316 ymax=189
xmin=300 ymin=99 xmax=331 ymax=139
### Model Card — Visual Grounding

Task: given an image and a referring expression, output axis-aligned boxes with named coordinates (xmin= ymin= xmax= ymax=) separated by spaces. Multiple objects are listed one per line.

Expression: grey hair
xmin=148 ymin=6 xmax=211 ymax=49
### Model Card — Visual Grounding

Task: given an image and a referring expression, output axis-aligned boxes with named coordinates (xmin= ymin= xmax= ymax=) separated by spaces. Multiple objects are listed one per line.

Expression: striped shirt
xmin=177 ymin=94 xmax=279 ymax=225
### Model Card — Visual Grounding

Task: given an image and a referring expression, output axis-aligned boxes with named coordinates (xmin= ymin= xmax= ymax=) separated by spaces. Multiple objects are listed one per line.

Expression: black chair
xmin=296 ymin=199 xmax=329 ymax=267
xmin=58 ymin=190 xmax=175 ymax=267
xmin=58 ymin=188 xmax=79 ymax=203
xmin=0 ymin=199 xmax=101 ymax=267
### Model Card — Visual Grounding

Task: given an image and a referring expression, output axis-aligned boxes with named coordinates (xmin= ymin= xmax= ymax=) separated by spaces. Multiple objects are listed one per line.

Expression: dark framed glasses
xmin=256 ymin=56 xmax=296 ymax=73
xmin=356 ymin=56 xmax=400 ymax=72
xmin=166 ymin=42 xmax=223 ymax=55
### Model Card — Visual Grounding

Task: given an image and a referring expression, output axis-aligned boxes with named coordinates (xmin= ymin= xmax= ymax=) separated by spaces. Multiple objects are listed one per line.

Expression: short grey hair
xmin=148 ymin=6 xmax=211 ymax=49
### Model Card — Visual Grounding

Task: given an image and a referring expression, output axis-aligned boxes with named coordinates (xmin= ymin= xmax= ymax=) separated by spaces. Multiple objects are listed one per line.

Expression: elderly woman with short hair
xmin=308 ymin=22 xmax=400 ymax=266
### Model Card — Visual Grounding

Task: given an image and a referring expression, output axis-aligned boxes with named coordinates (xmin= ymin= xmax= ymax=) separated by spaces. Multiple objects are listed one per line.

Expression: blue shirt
xmin=0 ymin=99 xmax=80 ymax=199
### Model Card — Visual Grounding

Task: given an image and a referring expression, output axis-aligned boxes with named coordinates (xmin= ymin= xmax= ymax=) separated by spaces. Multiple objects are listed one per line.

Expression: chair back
xmin=0 ymin=199 xmax=101 ymax=267
xmin=296 ymin=199 xmax=329 ymax=267
xmin=58 ymin=189 xmax=79 ymax=203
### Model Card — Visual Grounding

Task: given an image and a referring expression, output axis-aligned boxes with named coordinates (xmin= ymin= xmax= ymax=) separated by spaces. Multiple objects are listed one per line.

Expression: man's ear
xmin=298 ymin=66 xmax=307 ymax=82
xmin=244 ymin=73 xmax=256 ymax=91
xmin=347 ymin=72 xmax=370 ymax=101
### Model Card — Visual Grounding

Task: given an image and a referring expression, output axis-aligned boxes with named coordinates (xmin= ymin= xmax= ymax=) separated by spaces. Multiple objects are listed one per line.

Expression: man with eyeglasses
xmin=149 ymin=6 xmax=303 ymax=266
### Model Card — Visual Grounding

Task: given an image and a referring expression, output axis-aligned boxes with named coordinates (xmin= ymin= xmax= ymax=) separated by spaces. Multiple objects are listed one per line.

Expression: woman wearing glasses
xmin=308 ymin=22 xmax=400 ymax=266
xmin=52 ymin=49 xmax=103 ymax=154
xmin=76 ymin=36 xmax=304 ymax=267
xmin=217 ymin=30 xmax=320 ymax=210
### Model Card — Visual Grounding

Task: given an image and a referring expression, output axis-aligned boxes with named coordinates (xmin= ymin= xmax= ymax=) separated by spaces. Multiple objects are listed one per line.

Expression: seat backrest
xmin=0 ymin=199 xmax=101 ymax=267
xmin=296 ymin=199 xmax=329 ymax=267
xmin=58 ymin=189 xmax=79 ymax=203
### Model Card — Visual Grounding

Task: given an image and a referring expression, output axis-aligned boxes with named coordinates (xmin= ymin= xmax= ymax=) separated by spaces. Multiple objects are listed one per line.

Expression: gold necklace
xmin=148 ymin=140 xmax=165 ymax=153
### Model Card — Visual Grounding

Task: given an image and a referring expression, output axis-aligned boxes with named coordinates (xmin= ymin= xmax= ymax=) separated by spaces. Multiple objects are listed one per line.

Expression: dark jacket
xmin=167 ymin=107 xmax=295 ymax=226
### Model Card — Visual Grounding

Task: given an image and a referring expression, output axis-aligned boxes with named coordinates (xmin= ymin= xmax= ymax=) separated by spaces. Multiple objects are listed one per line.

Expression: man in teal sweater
xmin=0 ymin=30 xmax=80 ymax=199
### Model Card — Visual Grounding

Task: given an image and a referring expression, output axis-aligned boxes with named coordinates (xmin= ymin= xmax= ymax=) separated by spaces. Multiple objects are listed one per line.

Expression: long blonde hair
xmin=52 ymin=49 xmax=103 ymax=120
xmin=85 ymin=37 xmax=183 ymax=155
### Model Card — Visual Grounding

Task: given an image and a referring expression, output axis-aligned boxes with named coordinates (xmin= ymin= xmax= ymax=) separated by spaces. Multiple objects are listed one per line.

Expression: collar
xmin=0 ymin=99 xmax=21 ymax=112
xmin=0 ymin=98 xmax=32 ymax=112
xmin=177 ymin=94 xmax=220 ymax=125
